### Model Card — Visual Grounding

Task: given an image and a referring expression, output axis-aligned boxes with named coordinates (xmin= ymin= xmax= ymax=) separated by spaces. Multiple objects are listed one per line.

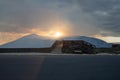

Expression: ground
xmin=0 ymin=53 xmax=120 ymax=80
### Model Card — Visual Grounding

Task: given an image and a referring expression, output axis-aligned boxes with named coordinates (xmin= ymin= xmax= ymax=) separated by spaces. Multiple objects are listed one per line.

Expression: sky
xmin=0 ymin=0 xmax=120 ymax=44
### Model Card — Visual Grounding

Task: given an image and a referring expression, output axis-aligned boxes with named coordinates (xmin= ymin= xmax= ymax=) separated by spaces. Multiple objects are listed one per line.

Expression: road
xmin=0 ymin=54 xmax=120 ymax=80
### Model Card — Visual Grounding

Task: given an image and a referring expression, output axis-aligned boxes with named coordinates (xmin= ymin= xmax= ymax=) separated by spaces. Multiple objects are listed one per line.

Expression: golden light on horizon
xmin=29 ymin=18 xmax=72 ymax=38
xmin=94 ymin=35 xmax=120 ymax=43
xmin=54 ymin=32 xmax=62 ymax=38
xmin=30 ymin=28 xmax=65 ymax=39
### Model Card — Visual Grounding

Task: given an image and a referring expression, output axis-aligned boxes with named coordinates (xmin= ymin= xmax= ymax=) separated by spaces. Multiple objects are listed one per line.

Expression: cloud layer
xmin=77 ymin=0 xmax=120 ymax=36
xmin=0 ymin=0 xmax=120 ymax=37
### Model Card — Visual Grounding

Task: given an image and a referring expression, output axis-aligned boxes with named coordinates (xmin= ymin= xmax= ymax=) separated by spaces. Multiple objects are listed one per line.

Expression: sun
xmin=54 ymin=32 xmax=62 ymax=38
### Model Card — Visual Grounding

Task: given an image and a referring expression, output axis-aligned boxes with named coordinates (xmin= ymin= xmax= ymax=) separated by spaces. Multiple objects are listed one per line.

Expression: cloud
xmin=41 ymin=0 xmax=99 ymax=36
xmin=0 ymin=0 xmax=64 ymax=33
xmin=0 ymin=0 xmax=96 ymax=36
xmin=77 ymin=0 xmax=120 ymax=36
xmin=0 ymin=0 xmax=120 ymax=37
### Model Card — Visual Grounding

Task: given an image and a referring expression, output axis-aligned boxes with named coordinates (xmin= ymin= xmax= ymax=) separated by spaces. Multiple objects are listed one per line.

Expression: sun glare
xmin=54 ymin=32 xmax=62 ymax=38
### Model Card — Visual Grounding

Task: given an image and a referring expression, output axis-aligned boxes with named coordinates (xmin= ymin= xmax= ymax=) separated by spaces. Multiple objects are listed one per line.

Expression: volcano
xmin=0 ymin=34 xmax=112 ymax=48
xmin=0 ymin=34 xmax=55 ymax=48
xmin=63 ymin=36 xmax=112 ymax=48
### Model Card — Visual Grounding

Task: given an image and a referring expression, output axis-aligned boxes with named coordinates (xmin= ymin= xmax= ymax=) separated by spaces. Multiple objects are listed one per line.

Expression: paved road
xmin=0 ymin=54 xmax=120 ymax=80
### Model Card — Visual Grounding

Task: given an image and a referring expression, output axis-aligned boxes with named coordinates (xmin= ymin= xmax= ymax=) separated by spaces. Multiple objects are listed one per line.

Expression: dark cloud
xmin=77 ymin=0 xmax=120 ymax=36
xmin=0 ymin=0 xmax=120 ymax=37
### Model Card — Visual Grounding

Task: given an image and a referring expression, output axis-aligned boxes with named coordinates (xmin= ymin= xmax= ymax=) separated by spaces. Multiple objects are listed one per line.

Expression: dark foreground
xmin=0 ymin=54 xmax=120 ymax=80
